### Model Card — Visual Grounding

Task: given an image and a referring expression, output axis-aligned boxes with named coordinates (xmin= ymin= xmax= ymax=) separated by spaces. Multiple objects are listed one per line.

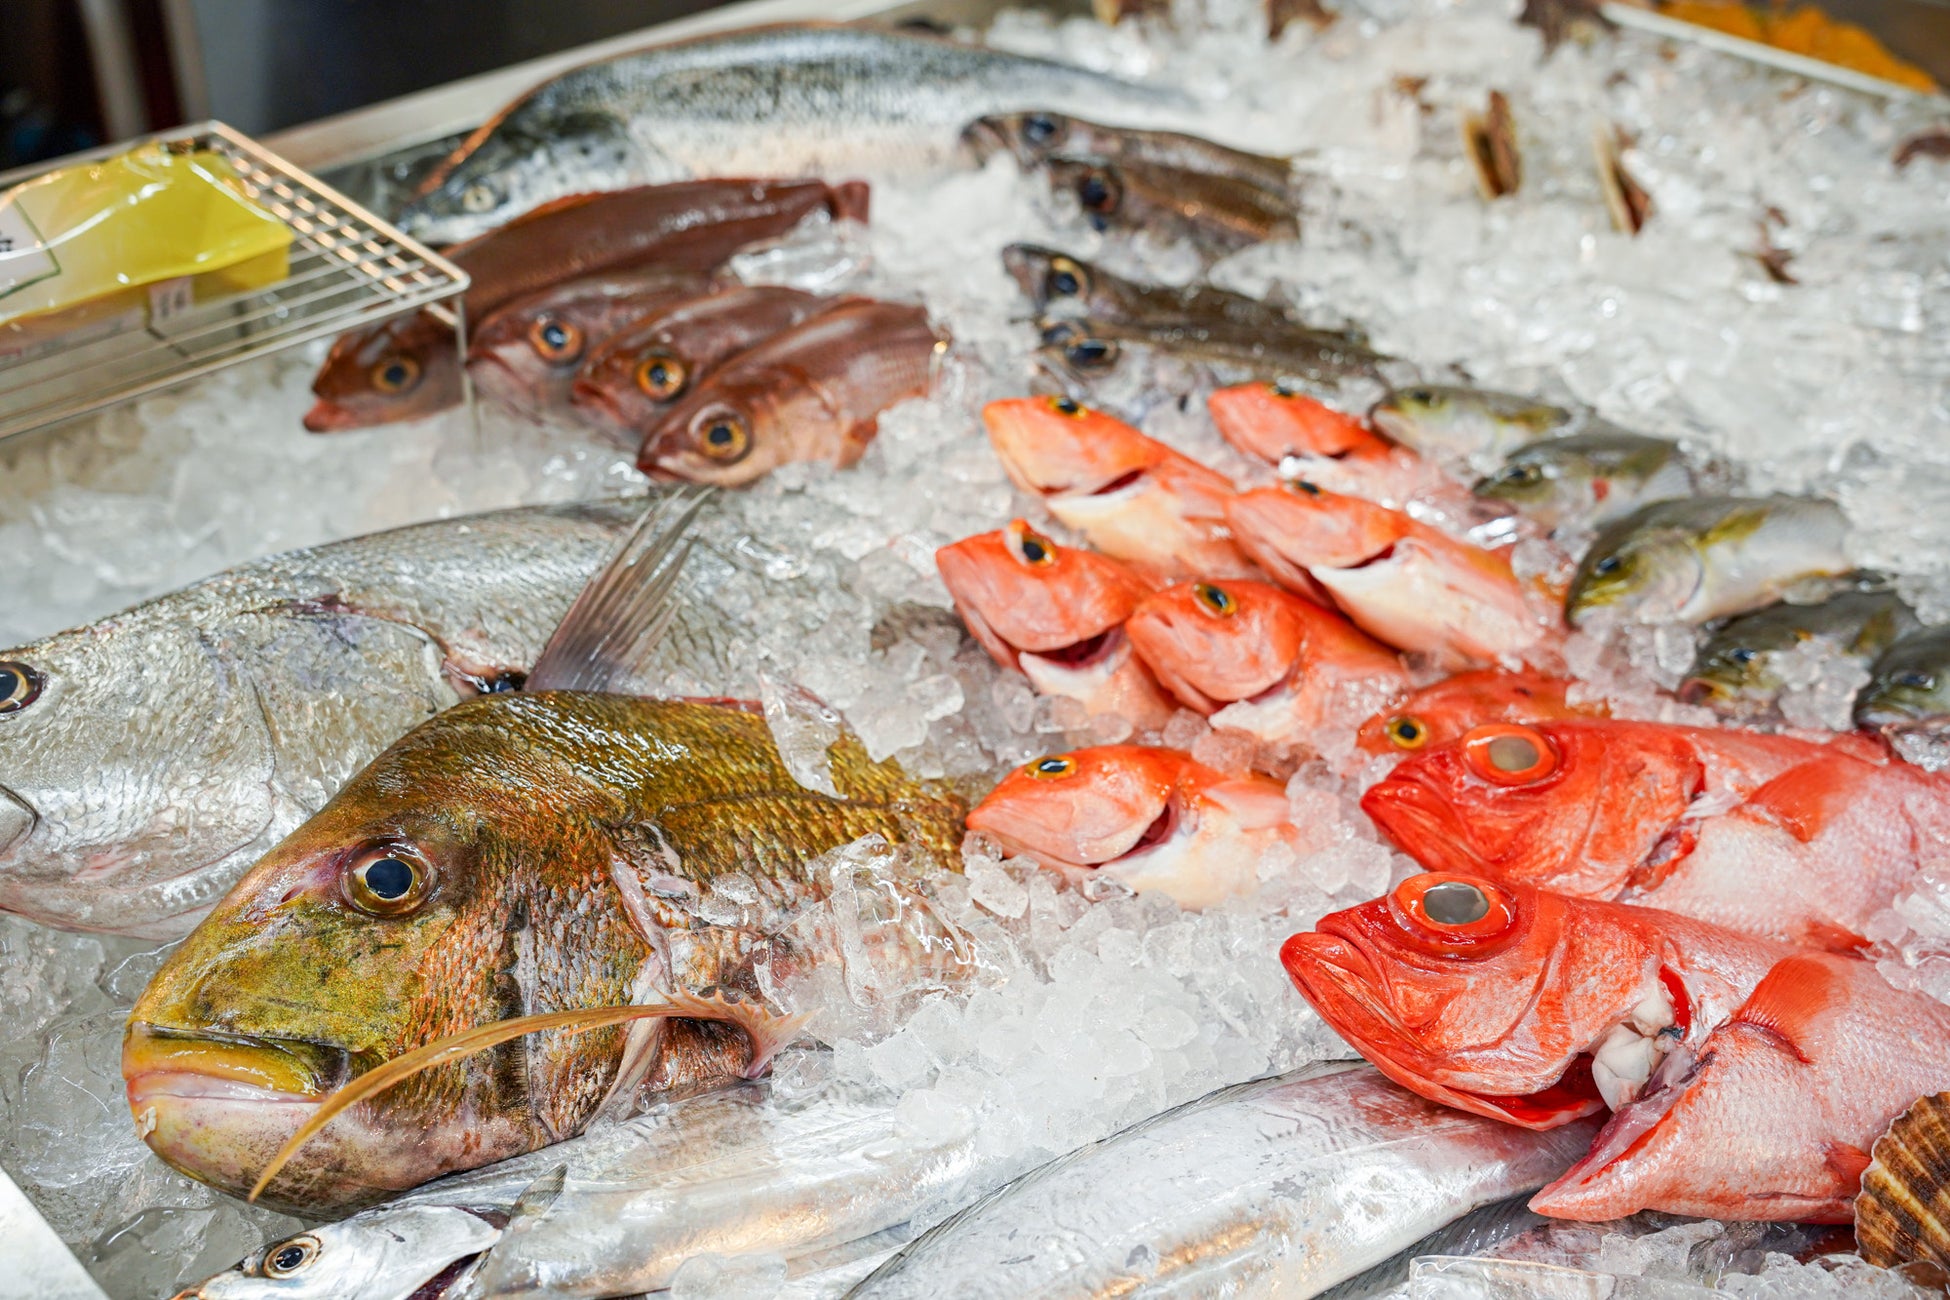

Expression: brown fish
xmin=466 ymin=269 xmax=721 ymax=420
xmin=304 ymin=179 xmax=870 ymax=432
xmin=1043 ymin=156 xmax=1298 ymax=255
xmin=962 ymin=112 xmax=1293 ymax=198
xmin=638 ymin=299 xmax=944 ymax=487
xmin=570 ymin=285 xmax=830 ymax=437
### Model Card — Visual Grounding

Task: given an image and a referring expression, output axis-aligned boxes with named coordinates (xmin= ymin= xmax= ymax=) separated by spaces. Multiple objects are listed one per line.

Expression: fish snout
xmin=0 ymin=783 xmax=36 ymax=860
xmin=1358 ymin=772 xmax=1473 ymax=869
xmin=302 ymin=398 xmax=363 ymax=434
xmin=1676 ymin=676 xmax=1724 ymax=706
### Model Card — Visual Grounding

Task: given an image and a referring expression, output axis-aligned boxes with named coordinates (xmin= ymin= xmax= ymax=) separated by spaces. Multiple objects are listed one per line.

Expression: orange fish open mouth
xmin=1358 ymin=774 xmax=1490 ymax=877
xmin=1281 ymin=929 xmax=1603 ymax=1130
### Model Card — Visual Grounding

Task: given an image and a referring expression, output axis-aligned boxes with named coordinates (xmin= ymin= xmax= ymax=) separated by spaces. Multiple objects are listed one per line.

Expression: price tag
xmin=0 ymin=201 xmax=59 ymax=299
xmin=148 ymin=276 xmax=194 ymax=322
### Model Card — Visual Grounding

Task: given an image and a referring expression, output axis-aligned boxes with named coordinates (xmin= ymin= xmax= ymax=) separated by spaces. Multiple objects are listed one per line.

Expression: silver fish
xmin=847 ymin=1065 xmax=1599 ymax=1299
xmin=1369 ymin=385 xmax=1580 ymax=467
xmin=1472 ymin=429 xmax=1697 ymax=530
xmin=0 ymin=496 xmax=754 ymax=938
xmin=1685 ymin=584 xmax=1916 ymax=715
xmin=398 ymin=24 xmax=1184 ymax=245
xmin=174 ymin=1079 xmax=999 ymax=1300
xmin=1856 ymin=625 xmax=1950 ymax=738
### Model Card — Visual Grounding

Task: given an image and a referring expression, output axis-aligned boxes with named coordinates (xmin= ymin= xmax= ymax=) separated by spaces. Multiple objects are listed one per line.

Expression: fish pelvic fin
xmin=526 ymin=487 xmax=713 ymax=693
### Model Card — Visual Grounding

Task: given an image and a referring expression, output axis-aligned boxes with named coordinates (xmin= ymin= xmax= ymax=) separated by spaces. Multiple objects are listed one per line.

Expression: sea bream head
xmin=1281 ymin=873 xmax=1786 ymax=1129
xmin=966 ymin=745 xmax=1299 ymax=909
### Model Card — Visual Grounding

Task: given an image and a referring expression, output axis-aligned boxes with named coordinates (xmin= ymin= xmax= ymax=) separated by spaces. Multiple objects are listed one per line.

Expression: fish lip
xmin=1358 ymin=775 xmax=1484 ymax=874
xmin=303 ymin=398 xmax=366 ymax=434
xmin=124 ymin=1022 xmax=348 ymax=1100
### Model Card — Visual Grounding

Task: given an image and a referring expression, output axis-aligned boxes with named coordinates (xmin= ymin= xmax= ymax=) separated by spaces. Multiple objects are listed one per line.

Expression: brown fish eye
xmin=696 ymin=412 xmax=752 ymax=462
xmin=1076 ymin=169 xmax=1119 ymax=214
xmin=344 ymin=847 xmax=431 ymax=917
xmin=528 ymin=314 xmax=584 ymax=363
xmin=1048 ymin=395 xmax=1086 ymax=418
xmin=1462 ymin=724 xmax=1559 ymax=786
xmin=0 ymin=661 xmax=44 ymax=715
xmin=262 ymin=1234 xmax=319 ymax=1278
xmin=371 ymin=356 xmax=422 ymax=394
xmin=1067 ymin=338 xmax=1117 ymax=369
xmin=1027 ymin=755 xmax=1076 ymax=779
xmin=1385 ymin=716 xmax=1427 ymax=749
xmin=1021 ymin=113 xmax=1061 ymax=145
xmin=1046 ymin=258 xmax=1085 ymax=298
xmin=635 ymin=354 xmax=688 ymax=400
xmin=1193 ymin=583 xmax=1236 ymax=616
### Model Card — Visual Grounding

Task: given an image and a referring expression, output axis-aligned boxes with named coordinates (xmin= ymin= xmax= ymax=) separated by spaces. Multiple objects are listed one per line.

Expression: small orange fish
xmin=1361 ymin=718 xmax=1950 ymax=947
xmin=1125 ymin=578 xmax=1408 ymax=745
xmin=1532 ymin=953 xmax=1950 ymax=1223
xmin=967 ymin=745 xmax=1302 ymax=908
xmin=1281 ymin=872 xmax=1790 ymax=1127
xmin=935 ymin=522 xmax=1173 ymax=729
xmin=983 ymin=396 xmax=1255 ymax=581
xmin=1225 ymin=483 xmax=1551 ymax=667
xmin=1355 ymin=669 xmax=1599 ymax=758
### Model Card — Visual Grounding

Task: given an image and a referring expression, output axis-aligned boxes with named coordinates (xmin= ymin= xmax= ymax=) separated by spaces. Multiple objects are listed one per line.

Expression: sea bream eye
xmin=635 ymin=354 xmax=688 ymax=400
xmin=1027 ymin=755 xmax=1077 ymax=779
xmin=528 ymin=313 xmax=584 ymax=363
xmin=1193 ymin=583 xmax=1236 ymax=616
xmin=1008 ymin=520 xmax=1059 ymax=567
xmin=0 ymin=660 xmax=44 ymax=715
xmin=692 ymin=409 xmax=752 ymax=462
xmin=1047 ymin=257 xmax=1085 ymax=297
xmin=1049 ymin=396 xmax=1086 ymax=417
xmin=261 ymin=1233 xmax=320 ymax=1277
xmin=344 ymin=846 xmax=432 ymax=917
xmin=371 ymin=357 xmax=421 ymax=394
xmin=1385 ymin=715 xmax=1426 ymax=749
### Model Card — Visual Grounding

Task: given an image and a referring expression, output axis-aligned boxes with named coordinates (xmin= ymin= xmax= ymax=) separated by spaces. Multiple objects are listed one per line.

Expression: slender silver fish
xmin=0 ymin=496 xmax=757 ymax=937
xmin=172 ymin=1079 xmax=999 ymax=1300
xmin=846 ymin=1065 xmax=1600 ymax=1300
xmin=398 ymin=24 xmax=1186 ymax=245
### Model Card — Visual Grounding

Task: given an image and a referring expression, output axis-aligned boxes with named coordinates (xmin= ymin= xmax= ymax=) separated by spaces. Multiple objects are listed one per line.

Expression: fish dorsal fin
xmin=526 ymin=488 xmax=712 ymax=693
xmin=1733 ymin=955 xmax=1846 ymax=1063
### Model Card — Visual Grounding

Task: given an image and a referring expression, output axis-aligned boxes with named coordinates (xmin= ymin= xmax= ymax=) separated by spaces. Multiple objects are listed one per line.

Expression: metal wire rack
xmin=0 ymin=120 xmax=468 ymax=444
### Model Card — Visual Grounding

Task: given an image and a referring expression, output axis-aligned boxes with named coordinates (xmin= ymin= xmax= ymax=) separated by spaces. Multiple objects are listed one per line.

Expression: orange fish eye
xmin=342 ymin=844 xmax=433 ymax=918
xmin=1267 ymin=381 xmax=1298 ymax=399
xmin=370 ymin=356 xmax=421 ymax=394
xmin=1385 ymin=715 xmax=1427 ymax=749
xmin=692 ymin=409 xmax=751 ymax=462
xmin=1026 ymin=755 xmax=1077 ymax=779
xmin=528 ymin=313 xmax=585 ymax=363
xmin=1047 ymin=395 xmax=1088 ymax=418
xmin=1388 ymin=873 xmax=1519 ymax=956
xmin=1007 ymin=520 xmax=1059 ymax=567
xmin=635 ymin=353 xmax=688 ymax=400
xmin=1193 ymin=583 xmax=1236 ymax=616
xmin=1289 ymin=479 xmax=1323 ymax=497
xmin=1461 ymin=724 xmax=1558 ymax=785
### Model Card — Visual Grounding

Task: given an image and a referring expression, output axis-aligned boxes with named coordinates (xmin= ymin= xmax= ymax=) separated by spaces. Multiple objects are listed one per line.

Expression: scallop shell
xmin=1856 ymin=1090 xmax=1950 ymax=1277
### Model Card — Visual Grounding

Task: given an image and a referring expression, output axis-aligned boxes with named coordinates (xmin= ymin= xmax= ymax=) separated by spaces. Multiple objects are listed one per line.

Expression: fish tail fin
xmin=525 ymin=487 xmax=712 ymax=693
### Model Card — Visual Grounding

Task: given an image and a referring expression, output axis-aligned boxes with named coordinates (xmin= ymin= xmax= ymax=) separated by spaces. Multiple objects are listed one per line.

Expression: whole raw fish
xmin=1041 ymin=155 xmax=1299 ymax=256
xmin=0 ymin=499 xmax=763 ymax=938
xmin=397 ymin=24 xmax=1183 ymax=246
xmin=570 ymin=284 xmax=828 ymax=437
xmin=306 ymin=179 xmax=867 ymax=432
xmin=1855 ymin=625 xmax=1950 ymax=739
xmin=179 ymin=1080 xmax=997 ymax=1300
xmin=1567 ymin=495 xmax=1852 ymax=626
xmin=1281 ymin=872 xmax=1790 ymax=1127
xmin=1684 ymin=585 xmax=1917 ymax=716
xmin=982 ymin=395 xmax=1254 ymax=581
xmin=963 ymin=112 xmax=1294 ymax=196
xmin=848 ymin=1065 xmax=1601 ymax=1299
xmin=1001 ymin=244 xmax=1322 ymax=336
xmin=1124 ymin=577 xmax=1408 ymax=745
xmin=466 ymin=268 xmax=719 ymax=420
xmin=1225 ymin=482 xmax=1553 ymax=666
xmin=1353 ymin=669 xmax=1597 ymax=758
xmin=935 ymin=521 xmax=1174 ymax=730
xmin=965 ymin=744 xmax=1302 ymax=908
xmin=1209 ymin=382 xmax=1470 ymax=515
xmin=639 ymin=298 xmax=942 ymax=486
xmin=1473 ymin=430 xmax=1696 ymax=530
xmin=1530 ymin=953 xmax=1950 ymax=1222
xmin=1360 ymin=717 xmax=1950 ymax=946
xmin=1036 ymin=314 xmax=1386 ymax=395
xmin=1368 ymin=384 xmax=1578 ymax=466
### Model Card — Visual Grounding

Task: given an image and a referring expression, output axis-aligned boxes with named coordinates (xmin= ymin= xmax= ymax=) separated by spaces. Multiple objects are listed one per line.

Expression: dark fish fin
xmin=1733 ymin=955 xmax=1846 ymax=1063
xmin=525 ymin=488 xmax=712 ymax=693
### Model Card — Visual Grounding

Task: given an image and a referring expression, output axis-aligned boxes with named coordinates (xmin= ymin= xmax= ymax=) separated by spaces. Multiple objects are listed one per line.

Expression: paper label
xmin=0 ymin=202 xmax=59 ymax=299
xmin=148 ymin=276 xmax=194 ymax=322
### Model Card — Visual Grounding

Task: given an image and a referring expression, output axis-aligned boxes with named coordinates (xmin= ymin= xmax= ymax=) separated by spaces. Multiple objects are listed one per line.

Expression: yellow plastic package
xmin=0 ymin=142 xmax=292 ymax=355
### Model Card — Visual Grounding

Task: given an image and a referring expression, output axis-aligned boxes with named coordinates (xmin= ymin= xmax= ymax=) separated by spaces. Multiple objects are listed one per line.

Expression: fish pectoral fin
xmin=510 ymin=1165 xmax=567 ymax=1224
xmin=1737 ymin=758 xmax=1876 ymax=844
xmin=1825 ymin=1140 xmax=1873 ymax=1189
xmin=526 ymin=488 xmax=712 ymax=693
xmin=1731 ymin=955 xmax=1848 ymax=1064
xmin=662 ymin=990 xmax=810 ymax=1080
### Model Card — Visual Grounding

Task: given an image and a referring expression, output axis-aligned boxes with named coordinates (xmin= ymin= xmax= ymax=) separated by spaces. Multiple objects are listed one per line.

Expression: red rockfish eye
xmin=1461 ymin=724 xmax=1559 ymax=785
xmin=1387 ymin=873 xmax=1520 ymax=957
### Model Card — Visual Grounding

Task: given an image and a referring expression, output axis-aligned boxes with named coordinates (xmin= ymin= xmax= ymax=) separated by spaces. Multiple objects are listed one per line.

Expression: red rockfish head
xmin=1282 ymin=874 xmax=1605 ymax=1128
xmin=1223 ymin=482 xmax=1408 ymax=589
xmin=934 ymin=521 xmax=1152 ymax=672
xmin=1124 ymin=579 xmax=1309 ymax=713
xmin=1356 ymin=670 xmax=1590 ymax=758
xmin=1360 ymin=721 xmax=1701 ymax=899
xmin=1208 ymin=382 xmax=1381 ymax=462
xmin=982 ymin=395 xmax=1162 ymax=497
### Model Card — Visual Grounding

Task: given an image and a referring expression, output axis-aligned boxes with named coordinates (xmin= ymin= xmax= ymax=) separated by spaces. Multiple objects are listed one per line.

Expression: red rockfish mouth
xmin=1358 ymin=775 xmax=1483 ymax=873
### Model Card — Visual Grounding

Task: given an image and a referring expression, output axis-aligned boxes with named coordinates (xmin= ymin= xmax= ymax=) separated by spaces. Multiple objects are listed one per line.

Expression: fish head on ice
xmin=982 ymin=394 xmax=1160 ymax=498
xmin=1566 ymin=515 xmax=1704 ymax=625
xmin=172 ymin=1204 xmax=502 ymax=1299
xmin=1354 ymin=669 xmax=1587 ymax=758
xmin=1124 ymin=579 xmax=1312 ymax=713
xmin=1000 ymin=244 xmax=1096 ymax=318
xmin=1281 ymin=873 xmax=1609 ymax=1128
xmin=1359 ymin=720 xmax=1699 ymax=898
xmin=1207 ymin=382 xmax=1377 ymax=463
xmin=636 ymin=370 xmax=793 ymax=487
xmin=934 ymin=521 xmax=1152 ymax=674
xmin=124 ymin=692 xmax=648 ymax=1211
xmin=1224 ymin=481 xmax=1405 ymax=578
xmin=1855 ymin=628 xmax=1950 ymax=735
xmin=960 ymin=111 xmax=1078 ymax=169
xmin=1368 ymin=385 xmax=1572 ymax=462
xmin=0 ymin=615 xmax=286 ymax=937
xmin=305 ymin=313 xmax=463 ymax=433
xmin=967 ymin=745 xmax=1292 ymax=908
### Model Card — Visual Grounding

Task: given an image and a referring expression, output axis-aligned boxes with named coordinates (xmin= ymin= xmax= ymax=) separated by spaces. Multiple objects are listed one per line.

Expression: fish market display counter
xmin=4 ymin=0 xmax=1950 ymax=1296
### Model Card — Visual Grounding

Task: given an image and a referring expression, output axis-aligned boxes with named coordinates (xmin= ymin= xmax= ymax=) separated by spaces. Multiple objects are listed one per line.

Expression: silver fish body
xmin=0 ymin=497 xmax=752 ymax=937
xmin=846 ymin=1065 xmax=1599 ymax=1300
xmin=176 ymin=1080 xmax=999 ymax=1300
xmin=1369 ymin=385 xmax=1580 ymax=468
xmin=1473 ymin=429 xmax=1696 ymax=530
xmin=399 ymin=24 xmax=1184 ymax=245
